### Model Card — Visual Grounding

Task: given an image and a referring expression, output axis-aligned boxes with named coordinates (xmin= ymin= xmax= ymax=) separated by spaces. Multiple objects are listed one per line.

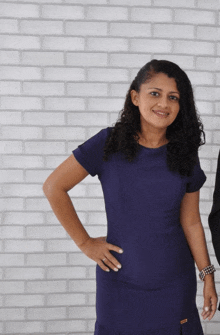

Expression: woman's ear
xmin=130 ymin=90 xmax=139 ymax=106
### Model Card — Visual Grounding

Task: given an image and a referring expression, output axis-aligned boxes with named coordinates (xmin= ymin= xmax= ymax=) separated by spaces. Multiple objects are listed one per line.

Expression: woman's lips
xmin=153 ymin=110 xmax=169 ymax=118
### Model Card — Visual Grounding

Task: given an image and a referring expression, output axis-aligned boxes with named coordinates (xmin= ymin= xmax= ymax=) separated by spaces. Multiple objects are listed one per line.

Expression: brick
xmin=217 ymin=73 xmax=220 ymax=85
xmin=27 ymin=307 xmax=66 ymax=320
xmin=130 ymin=39 xmax=172 ymax=53
xmin=22 ymin=51 xmax=64 ymax=65
xmin=0 ymin=19 xmax=18 ymax=33
xmin=65 ymin=0 xmax=106 ymax=2
xmin=110 ymin=83 xmax=130 ymax=97
xmin=26 ymin=198 xmax=51 ymax=211
xmin=1 ymin=126 xmax=42 ymax=139
xmin=6 ymin=321 xmax=44 ymax=334
xmin=20 ymin=20 xmax=63 ymax=35
xmin=110 ymin=22 xmax=151 ymax=37
xmin=69 ymin=306 xmax=95 ymax=319
xmin=87 ymin=6 xmax=128 ymax=21
xmin=0 ymin=50 xmax=19 ymax=64
xmin=0 ymin=3 xmax=39 ymax=18
xmin=47 ymin=266 xmax=85 ymax=279
xmin=66 ymin=21 xmax=107 ymax=36
xmin=23 ymin=82 xmax=64 ymax=96
xmin=8 ymin=187 xmax=41 ymax=206
xmin=47 ymin=320 xmax=86 ymax=333
xmin=25 ymin=169 xmax=53 ymax=183
xmin=197 ymin=0 xmax=219 ymax=9
xmin=195 ymin=87 xmax=219 ymax=101
xmin=0 ymin=254 xmax=24 ymax=266
xmin=0 ymin=81 xmax=20 ymax=94
xmin=5 ymin=295 xmax=44 ymax=307
xmin=66 ymin=52 xmax=107 ymax=66
xmin=110 ymin=0 xmax=151 ymax=4
xmin=197 ymin=26 xmax=219 ymax=41
xmin=110 ymin=53 xmax=151 ymax=67
xmin=5 ymin=240 xmax=44 ymax=253
xmin=0 ymin=35 xmax=40 ymax=49
xmin=43 ymin=36 xmax=84 ymax=51
xmin=18 ymin=0 xmax=62 ymax=2
xmin=88 ymin=98 xmax=124 ymax=111
xmin=3 ymin=155 xmax=44 ymax=169
xmin=24 ymin=141 xmax=65 ymax=154
xmin=173 ymin=40 xmax=214 ymax=55
xmin=0 ymin=198 xmax=23 ymax=211
xmin=196 ymin=102 xmax=214 ymax=115
xmin=5 ymin=268 xmax=44 ymax=280
xmin=47 ymin=293 xmax=85 ymax=306
xmin=67 ymin=83 xmax=108 ymax=96
xmin=4 ymin=212 xmax=44 ymax=225
xmin=26 ymin=226 xmax=66 ymax=239
xmin=87 ymin=37 xmax=128 ymax=51
xmin=24 ymin=112 xmax=65 ymax=126
xmin=1 ymin=97 xmax=41 ymax=110
xmin=0 ymin=281 xmax=24 ymax=294
xmin=46 ymin=240 xmax=79 ymax=252
xmin=0 ymin=308 xmax=25 ymax=321
xmin=0 ymin=170 xmax=23 ymax=183
xmin=186 ymin=71 xmax=214 ymax=86
xmin=68 ymin=112 xmax=108 ymax=126
xmin=2 ymin=111 xmax=22 ymax=124
xmin=45 ymin=97 xmax=85 ymax=110
xmin=0 ymin=66 xmax=41 ymax=80
xmin=42 ymin=5 xmax=83 ymax=19
xmin=154 ymin=0 xmax=196 ymax=6
xmin=45 ymin=126 xmax=85 ymax=140
xmin=196 ymin=57 xmax=220 ymax=71
xmin=44 ymin=67 xmax=85 ymax=81
xmin=175 ymin=9 xmax=215 ymax=24
xmin=0 ymin=141 xmax=22 ymax=154
xmin=26 ymin=280 xmax=66 ymax=293
xmin=200 ymin=116 xmax=220 ymax=130
xmin=26 ymin=253 xmax=66 ymax=266
xmin=88 ymin=68 xmax=128 ymax=82
xmin=131 ymin=8 xmax=172 ymax=22
xmin=0 ymin=226 xmax=23 ymax=238
xmin=45 ymin=155 xmax=71 ymax=168
xmin=154 ymin=24 xmax=194 ymax=39
xmin=69 ymin=279 xmax=96 ymax=292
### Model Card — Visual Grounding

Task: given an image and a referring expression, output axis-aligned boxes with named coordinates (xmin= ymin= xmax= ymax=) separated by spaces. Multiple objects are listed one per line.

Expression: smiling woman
xmin=43 ymin=59 xmax=218 ymax=335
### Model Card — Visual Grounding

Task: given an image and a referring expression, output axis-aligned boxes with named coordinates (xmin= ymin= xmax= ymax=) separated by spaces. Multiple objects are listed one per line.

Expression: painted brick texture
xmin=1 ymin=0 xmax=219 ymax=334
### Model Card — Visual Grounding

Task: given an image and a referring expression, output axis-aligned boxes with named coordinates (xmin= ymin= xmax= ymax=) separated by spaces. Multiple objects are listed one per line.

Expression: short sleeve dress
xmin=72 ymin=126 xmax=207 ymax=335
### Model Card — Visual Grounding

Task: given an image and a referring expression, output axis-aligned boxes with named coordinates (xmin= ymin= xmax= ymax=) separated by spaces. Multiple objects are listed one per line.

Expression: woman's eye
xmin=150 ymin=92 xmax=159 ymax=97
xmin=170 ymin=95 xmax=179 ymax=101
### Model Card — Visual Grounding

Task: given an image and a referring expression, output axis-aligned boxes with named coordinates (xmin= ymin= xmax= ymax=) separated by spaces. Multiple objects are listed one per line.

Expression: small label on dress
xmin=180 ymin=319 xmax=188 ymax=324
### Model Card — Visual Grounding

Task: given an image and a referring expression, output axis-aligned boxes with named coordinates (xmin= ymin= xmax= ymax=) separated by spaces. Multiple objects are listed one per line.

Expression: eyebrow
xmin=147 ymin=87 xmax=180 ymax=95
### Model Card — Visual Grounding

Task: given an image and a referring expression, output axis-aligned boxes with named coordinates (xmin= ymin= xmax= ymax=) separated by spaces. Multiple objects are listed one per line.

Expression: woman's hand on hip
xmin=80 ymin=236 xmax=123 ymax=272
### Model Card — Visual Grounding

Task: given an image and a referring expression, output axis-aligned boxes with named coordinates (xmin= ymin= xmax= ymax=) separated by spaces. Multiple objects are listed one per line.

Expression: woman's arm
xmin=43 ymin=154 xmax=91 ymax=249
xmin=179 ymin=190 xmax=214 ymax=283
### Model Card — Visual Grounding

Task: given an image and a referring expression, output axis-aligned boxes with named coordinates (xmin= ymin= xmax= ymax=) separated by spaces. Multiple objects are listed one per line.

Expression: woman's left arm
xmin=180 ymin=190 xmax=218 ymax=321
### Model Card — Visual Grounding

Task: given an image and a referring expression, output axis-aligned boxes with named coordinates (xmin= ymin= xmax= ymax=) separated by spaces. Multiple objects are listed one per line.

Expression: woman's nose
xmin=157 ymin=97 xmax=168 ymax=108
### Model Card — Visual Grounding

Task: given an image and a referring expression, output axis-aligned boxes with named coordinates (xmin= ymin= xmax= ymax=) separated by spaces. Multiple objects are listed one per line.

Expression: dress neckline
xmin=138 ymin=142 xmax=169 ymax=150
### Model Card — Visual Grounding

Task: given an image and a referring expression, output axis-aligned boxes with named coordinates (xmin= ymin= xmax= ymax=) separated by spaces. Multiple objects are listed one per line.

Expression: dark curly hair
xmin=102 ymin=59 xmax=205 ymax=177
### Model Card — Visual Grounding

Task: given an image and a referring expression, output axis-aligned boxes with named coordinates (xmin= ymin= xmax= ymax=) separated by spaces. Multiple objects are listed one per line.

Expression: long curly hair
xmin=102 ymin=59 xmax=205 ymax=177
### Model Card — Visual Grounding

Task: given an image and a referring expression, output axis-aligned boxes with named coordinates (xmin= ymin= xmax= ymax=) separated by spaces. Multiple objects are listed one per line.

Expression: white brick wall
xmin=1 ymin=0 xmax=219 ymax=334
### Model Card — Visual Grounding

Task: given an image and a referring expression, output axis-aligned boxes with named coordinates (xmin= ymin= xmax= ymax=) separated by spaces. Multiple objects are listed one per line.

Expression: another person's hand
xmin=80 ymin=236 xmax=123 ymax=272
xmin=201 ymin=279 xmax=218 ymax=320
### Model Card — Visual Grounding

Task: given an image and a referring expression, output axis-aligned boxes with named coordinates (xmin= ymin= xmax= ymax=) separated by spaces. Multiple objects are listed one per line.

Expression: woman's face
xmin=130 ymin=72 xmax=180 ymax=131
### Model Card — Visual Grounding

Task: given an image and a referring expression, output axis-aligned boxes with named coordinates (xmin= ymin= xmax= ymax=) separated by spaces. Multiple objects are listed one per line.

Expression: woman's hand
xmin=79 ymin=236 xmax=123 ymax=272
xmin=201 ymin=279 xmax=218 ymax=321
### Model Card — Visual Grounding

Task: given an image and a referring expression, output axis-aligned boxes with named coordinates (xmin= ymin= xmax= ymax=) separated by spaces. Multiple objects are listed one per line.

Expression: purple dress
xmin=72 ymin=126 xmax=207 ymax=335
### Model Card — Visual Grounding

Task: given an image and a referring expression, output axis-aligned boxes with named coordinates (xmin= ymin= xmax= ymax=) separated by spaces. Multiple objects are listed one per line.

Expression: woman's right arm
xmin=42 ymin=154 xmax=123 ymax=272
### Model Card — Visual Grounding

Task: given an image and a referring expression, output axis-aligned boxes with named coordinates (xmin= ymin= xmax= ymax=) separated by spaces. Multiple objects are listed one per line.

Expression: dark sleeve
xmin=208 ymin=149 xmax=220 ymax=266
xmin=185 ymin=153 xmax=207 ymax=193
xmin=72 ymin=127 xmax=110 ymax=177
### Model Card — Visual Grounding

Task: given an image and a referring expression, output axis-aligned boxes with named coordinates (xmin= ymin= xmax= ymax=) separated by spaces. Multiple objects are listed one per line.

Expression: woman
xmin=43 ymin=59 xmax=218 ymax=334
xmin=208 ymin=149 xmax=220 ymax=311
